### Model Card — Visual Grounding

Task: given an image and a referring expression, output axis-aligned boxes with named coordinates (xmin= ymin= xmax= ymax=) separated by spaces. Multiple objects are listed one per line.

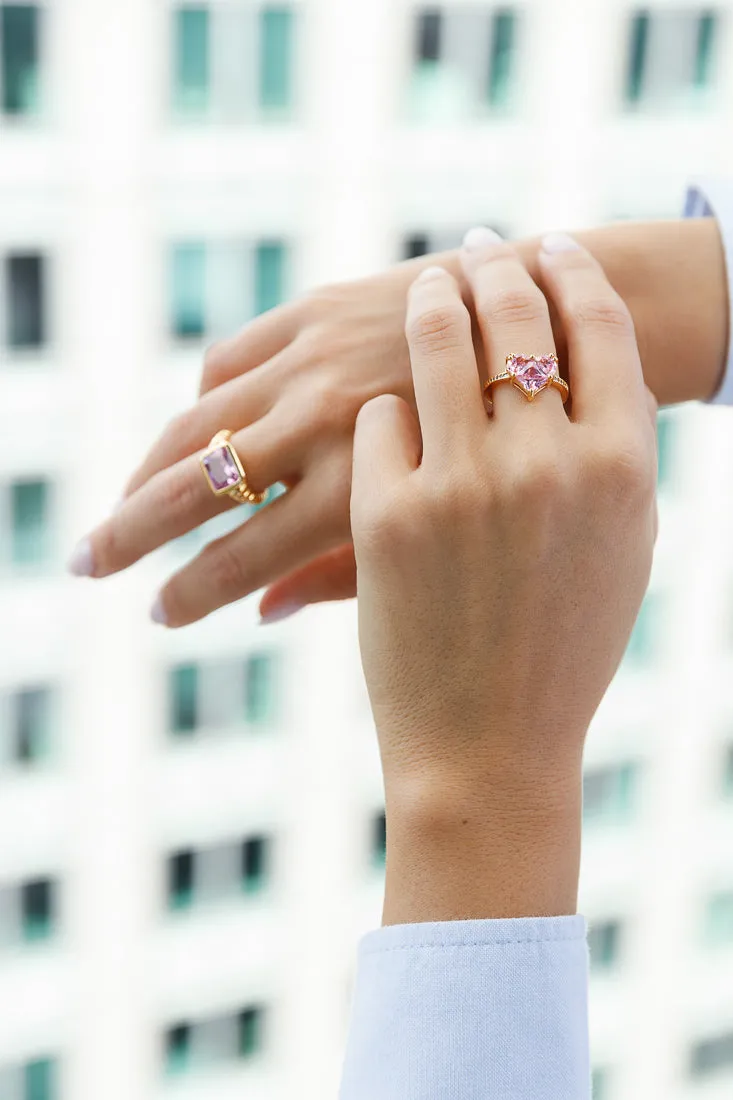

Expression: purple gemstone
xmin=203 ymin=445 xmax=241 ymax=492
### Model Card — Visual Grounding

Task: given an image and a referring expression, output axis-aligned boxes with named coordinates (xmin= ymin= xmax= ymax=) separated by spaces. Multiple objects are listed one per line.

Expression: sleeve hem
xmin=360 ymin=914 xmax=586 ymax=956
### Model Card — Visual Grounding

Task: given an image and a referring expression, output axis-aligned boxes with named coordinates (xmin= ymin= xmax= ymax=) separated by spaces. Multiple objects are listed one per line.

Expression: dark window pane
xmin=488 ymin=10 xmax=516 ymax=107
xmin=254 ymin=241 xmax=286 ymax=315
xmin=241 ymin=835 xmax=269 ymax=891
xmin=625 ymin=12 xmax=649 ymax=104
xmin=372 ymin=810 xmax=386 ymax=865
xmin=588 ymin=920 xmax=623 ymax=970
xmin=14 ymin=687 xmax=51 ymax=763
xmin=724 ymin=744 xmax=733 ymax=798
xmin=21 ymin=878 xmax=54 ymax=941
xmin=1 ymin=5 xmax=40 ymax=115
xmin=24 ymin=1057 xmax=56 ymax=1100
xmin=173 ymin=7 xmax=209 ymax=115
xmin=7 ymin=254 xmax=45 ymax=349
xmin=690 ymin=1030 xmax=733 ymax=1078
xmin=167 ymin=850 xmax=195 ymax=910
xmin=11 ymin=479 xmax=50 ymax=566
xmin=169 ymin=664 xmax=199 ymax=734
xmin=245 ymin=653 xmax=276 ymax=724
xmin=238 ymin=1006 xmax=265 ymax=1058
xmin=259 ymin=7 xmax=294 ymax=111
xmin=165 ymin=1023 xmax=191 ymax=1075
xmin=695 ymin=12 xmax=717 ymax=87
xmin=416 ymin=9 xmax=442 ymax=63
xmin=170 ymin=243 xmax=206 ymax=339
xmin=404 ymin=234 xmax=430 ymax=260
xmin=591 ymin=1067 xmax=609 ymax=1099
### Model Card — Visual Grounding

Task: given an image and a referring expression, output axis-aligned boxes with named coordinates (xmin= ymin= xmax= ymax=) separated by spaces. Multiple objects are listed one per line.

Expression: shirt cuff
xmin=683 ymin=180 xmax=733 ymax=405
xmin=340 ymin=916 xmax=590 ymax=1100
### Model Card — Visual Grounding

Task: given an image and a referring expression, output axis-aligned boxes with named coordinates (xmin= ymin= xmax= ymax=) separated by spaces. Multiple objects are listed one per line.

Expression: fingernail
xmin=541 ymin=232 xmax=581 ymax=254
xmin=462 ymin=226 xmax=503 ymax=252
xmin=415 ymin=265 xmax=448 ymax=284
xmin=259 ymin=600 xmax=303 ymax=626
xmin=67 ymin=538 xmax=94 ymax=577
xmin=150 ymin=595 xmax=168 ymax=626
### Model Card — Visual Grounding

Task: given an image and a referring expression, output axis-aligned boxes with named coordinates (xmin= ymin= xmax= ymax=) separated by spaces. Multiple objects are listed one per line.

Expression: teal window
xmin=254 ymin=241 xmax=286 ymax=315
xmin=6 ymin=253 xmax=45 ymax=350
xmin=488 ymin=11 xmax=516 ymax=108
xmin=625 ymin=12 xmax=649 ymax=104
xmin=588 ymin=920 xmax=623 ymax=971
xmin=656 ymin=413 xmax=674 ymax=487
xmin=167 ymin=850 xmax=194 ymax=911
xmin=169 ymin=664 xmax=199 ymax=734
xmin=24 ymin=1058 xmax=56 ymax=1100
xmin=238 ymin=1006 xmax=265 ymax=1058
xmin=690 ymin=1030 xmax=733 ymax=1078
xmin=724 ymin=744 xmax=733 ymax=798
xmin=165 ymin=1023 xmax=191 ymax=1075
xmin=583 ymin=762 xmax=639 ymax=825
xmin=695 ymin=12 xmax=718 ymax=88
xmin=372 ymin=810 xmax=387 ymax=866
xmin=625 ymin=10 xmax=719 ymax=109
xmin=170 ymin=243 xmax=206 ymax=339
xmin=245 ymin=653 xmax=277 ymax=724
xmin=11 ymin=479 xmax=51 ymax=567
xmin=259 ymin=7 xmax=294 ymax=113
xmin=1 ymin=4 xmax=40 ymax=116
xmin=21 ymin=878 xmax=55 ymax=942
xmin=241 ymin=835 xmax=270 ymax=893
xmin=173 ymin=7 xmax=209 ymax=116
xmin=625 ymin=595 xmax=656 ymax=665
xmin=13 ymin=686 xmax=52 ymax=763
xmin=591 ymin=1068 xmax=609 ymax=1099
xmin=704 ymin=891 xmax=733 ymax=946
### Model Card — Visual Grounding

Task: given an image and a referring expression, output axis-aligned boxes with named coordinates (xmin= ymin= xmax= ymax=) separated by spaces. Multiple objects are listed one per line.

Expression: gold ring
xmin=200 ymin=430 xmax=268 ymax=505
xmin=484 ymin=354 xmax=569 ymax=404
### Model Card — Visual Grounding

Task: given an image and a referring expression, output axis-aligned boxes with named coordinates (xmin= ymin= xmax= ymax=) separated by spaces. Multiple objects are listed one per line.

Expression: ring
xmin=484 ymin=354 xmax=569 ymax=404
xmin=200 ymin=430 xmax=268 ymax=505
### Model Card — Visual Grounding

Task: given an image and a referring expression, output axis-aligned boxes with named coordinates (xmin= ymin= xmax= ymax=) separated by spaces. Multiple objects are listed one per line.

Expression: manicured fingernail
xmin=67 ymin=538 xmax=94 ymax=577
xmin=259 ymin=600 xmax=303 ymax=626
xmin=541 ymin=232 xmax=581 ymax=254
xmin=150 ymin=595 xmax=168 ymax=626
xmin=415 ymin=265 xmax=448 ymax=284
xmin=462 ymin=226 xmax=503 ymax=252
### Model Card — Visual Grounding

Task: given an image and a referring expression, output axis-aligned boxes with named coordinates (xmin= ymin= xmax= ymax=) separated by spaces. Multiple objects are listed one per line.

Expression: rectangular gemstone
xmin=202 ymin=445 xmax=241 ymax=492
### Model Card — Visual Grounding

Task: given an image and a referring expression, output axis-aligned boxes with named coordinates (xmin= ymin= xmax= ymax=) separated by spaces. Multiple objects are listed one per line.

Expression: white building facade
xmin=0 ymin=2 xmax=732 ymax=1098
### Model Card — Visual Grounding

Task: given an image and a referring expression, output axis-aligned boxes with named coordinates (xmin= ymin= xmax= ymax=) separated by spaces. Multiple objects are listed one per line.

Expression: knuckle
xmin=308 ymin=373 xmax=357 ymax=430
xmin=352 ymin=489 xmax=407 ymax=553
xmin=203 ymin=541 xmax=249 ymax=596
xmin=165 ymin=469 xmax=203 ymax=520
xmin=590 ymin=436 xmax=655 ymax=501
xmin=201 ymin=341 xmax=230 ymax=391
xmin=407 ymin=303 xmax=468 ymax=352
xmin=484 ymin=285 xmax=546 ymax=329
xmin=568 ymin=293 xmax=634 ymax=339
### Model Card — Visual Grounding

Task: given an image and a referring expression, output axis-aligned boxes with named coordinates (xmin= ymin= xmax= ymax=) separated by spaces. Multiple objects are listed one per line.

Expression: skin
xmin=350 ymin=230 xmax=658 ymax=922
xmin=70 ymin=219 xmax=723 ymax=628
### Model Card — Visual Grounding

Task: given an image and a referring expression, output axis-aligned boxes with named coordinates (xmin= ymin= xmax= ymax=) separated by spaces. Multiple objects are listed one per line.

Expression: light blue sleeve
xmin=339 ymin=915 xmax=591 ymax=1100
xmin=683 ymin=180 xmax=733 ymax=405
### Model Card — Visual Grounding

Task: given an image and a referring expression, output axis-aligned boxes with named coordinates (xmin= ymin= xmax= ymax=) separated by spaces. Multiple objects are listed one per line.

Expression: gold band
xmin=201 ymin=430 xmax=268 ymax=505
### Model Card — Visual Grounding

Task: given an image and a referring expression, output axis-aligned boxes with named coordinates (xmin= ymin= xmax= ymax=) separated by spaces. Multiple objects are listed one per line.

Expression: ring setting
xmin=485 ymin=354 xmax=569 ymax=404
xmin=200 ymin=430 xmax=267 ymax=505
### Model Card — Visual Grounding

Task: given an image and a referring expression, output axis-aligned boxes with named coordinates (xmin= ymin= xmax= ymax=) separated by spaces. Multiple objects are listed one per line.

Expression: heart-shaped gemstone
xmin=507 ymin=355 xmax=557 ymax=396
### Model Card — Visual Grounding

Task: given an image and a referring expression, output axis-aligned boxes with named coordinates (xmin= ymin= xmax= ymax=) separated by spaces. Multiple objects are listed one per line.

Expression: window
xmin=169 ymin=240 xmax=289 ymax=343
xmin=168 ymin=654 xmax=279 ymax=737
xmin=21 ymin=878 xmax=55 ymax=941
xmin=9 ymin=479 xmax=52 ymax=568
xmin=591 ymin=1067 xmax=610 ymax=1099
xmin=588 ymin=920 xmax=623 ymax=971
xmin=624 ymin=594 xmax=657 ymax=665
xmin=583 ymin=762 xmax=639 ymax=825
xmin=167 ymin=834 xmax=272 ymax=911
xmin=408 ymin=6 xmax=520 ymax=122
xmin=4 ymin=253 xmax=46 ymax=350
xmin=656 ymin=412 xmax=675 ymax=488
xmin=372 ymin=810 xmax=386 ymax=867
xmin=1 ymin=4 xmax=41 ymax=117
xmin=172 ymin=3 xmax=296 ymax=122
xmin=723 ymin=743 xmax=733 ymax=798
xmin=625 ymin=10 xmax=720 ymax=110
xmin=1 ymin=685 xmax=53 ymax=764
xmin=689 ymin=1029 xmax=733 ymax=1078
xmin=164 ymin=1005 xmax=266 ymax=1075
xmin=704 ymin=891 xmax=733 ymax=947
xmin=0 ymin=1056 xmax=57 ymax=1100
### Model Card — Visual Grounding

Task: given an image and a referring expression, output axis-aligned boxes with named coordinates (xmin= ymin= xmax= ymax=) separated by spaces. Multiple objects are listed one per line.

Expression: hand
xmin=70 ymin=221 xmax=717 ymax=628
xmin=351 ymin=231 xmax=658 ymax=923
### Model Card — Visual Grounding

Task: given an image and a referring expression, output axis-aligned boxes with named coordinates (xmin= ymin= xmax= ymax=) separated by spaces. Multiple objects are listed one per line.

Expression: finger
xmin=459 ymin=228 xmax=563 ymax=420
xmin=404 ymin=266 xmax=486 ymax=458
xmin=351 ymin=394 xmax=421 ymax=511
xmin=259 ymin=544 xmax=356 ymax=623
xmin=537 ymin=233 xmax=645 ymax=425
xmin=123 ymin=350 xmax=290 ymax=499
xmin=75 ymin=411 xmax=292 ymax=579
xmin=198 ymin=303 xmax=299 ymax=396
xmin=155 ymin=469 xmax=348 ymax=627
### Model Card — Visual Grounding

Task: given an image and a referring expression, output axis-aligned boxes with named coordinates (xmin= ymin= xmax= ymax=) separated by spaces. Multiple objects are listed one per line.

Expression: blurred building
xmin=1 ymin=2 xmax=733 ymax=1099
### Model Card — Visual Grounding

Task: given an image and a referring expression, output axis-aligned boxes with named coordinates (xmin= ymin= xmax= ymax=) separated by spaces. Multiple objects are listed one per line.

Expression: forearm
xmin=425 ymin=218 xmax=727 ymax=405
